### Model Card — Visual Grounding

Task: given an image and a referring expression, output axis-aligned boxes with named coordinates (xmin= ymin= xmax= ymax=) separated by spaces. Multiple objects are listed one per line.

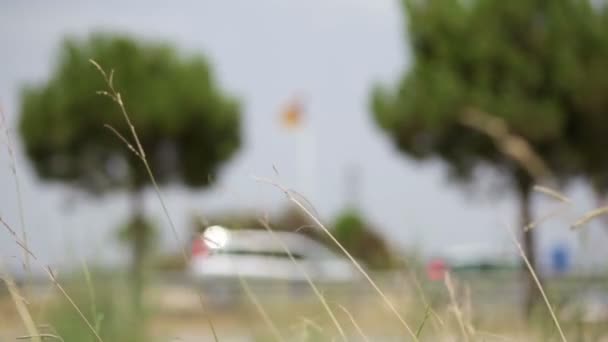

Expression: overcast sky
xmin=1 ymin=0 xmax=607 ymax=273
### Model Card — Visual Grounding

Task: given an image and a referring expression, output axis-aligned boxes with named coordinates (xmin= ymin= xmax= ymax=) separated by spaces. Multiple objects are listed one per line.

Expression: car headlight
xmin=203 ymin=225 xmax=230 ymax=250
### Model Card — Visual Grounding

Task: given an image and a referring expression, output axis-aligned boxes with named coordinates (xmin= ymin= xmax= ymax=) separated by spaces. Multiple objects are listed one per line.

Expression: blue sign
xmin=551 ymin=244 xmax=570 ymax=274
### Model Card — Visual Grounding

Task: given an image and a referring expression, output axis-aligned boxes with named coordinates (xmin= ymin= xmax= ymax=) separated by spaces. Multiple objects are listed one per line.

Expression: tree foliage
xmin=333 ymin=209 xmax=401 ymax=269
xmin=20 ymin=33 xmax=241 ymax=193
xmin=19 ymin=33 xmax=242 ymax=314
xmin=371 ymin=0 xmax=605 ymax=183
xmin=371 ymin=0 xmax=608 ymax=311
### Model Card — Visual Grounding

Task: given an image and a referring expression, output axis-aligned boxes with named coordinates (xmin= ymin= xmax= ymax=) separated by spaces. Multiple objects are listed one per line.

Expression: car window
xmin=214 ymin=249 xmax=305 ymax=260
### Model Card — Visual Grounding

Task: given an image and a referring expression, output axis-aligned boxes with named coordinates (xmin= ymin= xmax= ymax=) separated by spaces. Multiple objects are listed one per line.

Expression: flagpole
xmin=296 ymin=124 xmax=315 ymax=200
xmin=280 ymin=94 xmax=315 ymax=201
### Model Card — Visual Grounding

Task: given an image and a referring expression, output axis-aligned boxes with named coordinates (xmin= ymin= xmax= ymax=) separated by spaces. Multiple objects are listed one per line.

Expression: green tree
xmin=333 ymin=209 xmax=401 ymax=269
xmin=19 ymin=33 xmax=241 ymax=310
xmin=555 ymin=6 xmax=608 ymax=215
xmin=371 ymin=0 xmax=605 ymax=313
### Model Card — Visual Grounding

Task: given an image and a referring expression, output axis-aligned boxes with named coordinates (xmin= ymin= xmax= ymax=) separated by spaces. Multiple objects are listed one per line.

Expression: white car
xmin=187 ymin=226 xmax=361 ymax=303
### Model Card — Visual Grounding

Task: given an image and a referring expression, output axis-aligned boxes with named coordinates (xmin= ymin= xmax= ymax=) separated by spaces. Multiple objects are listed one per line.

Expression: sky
xmin=1 ymin=0 xmax=607 ymax=274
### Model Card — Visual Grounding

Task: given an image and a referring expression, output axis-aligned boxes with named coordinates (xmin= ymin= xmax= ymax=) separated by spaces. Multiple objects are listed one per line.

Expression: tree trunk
xmin=130 ymin=187 xmax=146 ymax=314
xmin=516 ymin=175 xmax=539 ymax=316
xmin=592 ymin=186 xmax=608 ymax=233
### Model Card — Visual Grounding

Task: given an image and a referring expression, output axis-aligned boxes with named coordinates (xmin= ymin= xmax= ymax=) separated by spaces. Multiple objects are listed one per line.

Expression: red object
xmin=427 ymin=258 xmax=446 ymax=281
xmin=191 ymin=237 xmax=208 ymax=258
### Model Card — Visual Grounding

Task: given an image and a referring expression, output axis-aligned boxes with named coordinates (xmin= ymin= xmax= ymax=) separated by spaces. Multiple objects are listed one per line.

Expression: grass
xmin=3 ymin=262 xmax=608 ymax=340
xmin=0 ymin=262 xmax=40 ymax=342
xmin=260 ymin=218 xmax=348 ymax=341
xmin=255 ymin=176 xmax=421 ymax=341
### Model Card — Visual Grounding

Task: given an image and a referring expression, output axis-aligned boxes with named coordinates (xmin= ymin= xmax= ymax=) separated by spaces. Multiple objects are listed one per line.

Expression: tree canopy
xmin=371 ymin=0 xmax=608 ymax=312
xmin=371 ymin=0 xmax=605 ymax=184
xmin=333 ymin=209 xmax=402 ymax=269
xmin=20 ymin=33 xmax=241 ymax=193
xmin=19 ymin=33 xmax=242 ymax=315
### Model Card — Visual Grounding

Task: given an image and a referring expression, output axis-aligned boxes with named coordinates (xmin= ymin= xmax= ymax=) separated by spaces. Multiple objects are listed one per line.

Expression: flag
xmin=280 ymin=96 xmax=304 ymax=130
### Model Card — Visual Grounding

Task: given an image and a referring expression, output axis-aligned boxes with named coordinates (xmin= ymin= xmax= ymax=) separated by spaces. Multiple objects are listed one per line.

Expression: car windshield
xmin=208 ymin=229 xmax=338 ymax=260
xmin=213 ymin=248 xmax=305 ymax=260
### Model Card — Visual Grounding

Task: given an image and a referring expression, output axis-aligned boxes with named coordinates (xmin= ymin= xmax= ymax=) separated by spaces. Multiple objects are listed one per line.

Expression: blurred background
xmin=3 ymin=0 xmax=608 ymax=341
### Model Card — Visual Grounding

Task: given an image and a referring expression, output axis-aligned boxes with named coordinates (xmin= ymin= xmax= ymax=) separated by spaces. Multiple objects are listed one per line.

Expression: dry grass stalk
xmin=571 ymin=206 xmax=608 ymax=230
xmin=414 ymin=305 xmax=431 ymax=338
xmin=42 ymin=264 xmax=102 ymax=341
xmin=238 ymin=275 xmax=285 ymax=342
xmin=255 ymin=176 xmax=419 ymax=341
xmin=533 ymin=185 xmax=571 ymax=204
xmin=476 ymin=331 xmax=516 ymax=341
xmin=507 ymin=225 xmax=567 ymax=342
xmin=0 ymin=217 xmax=103 ymax=342
xmin=525 ymin=204 xmax=570 ymax=231
xmin=444 ymin=272 xmax=470 ymax=342
xmin=16 ymin=334 xmax=64 ymax=341
xmin=294 ymin=317 xmax=326 ymax=340
xmin=0 ymin=261 xmax=41 ymax=342
xmin=81 ymin=258 xmax=102 ymax=332
xmin=338 ymin=305 xmax=370 ymax=342
xmin=260 ymin=218 xmax=348 ymax=341
xmin=525 ymin=185 xmax=572 ymax=231
xmin=0 ymin=107 xmax=29 ymax=271
xmin=463 ymin=284 xmax=476 ymax=336
xmin=462 ymin=109 xmax=552 ymax=181
xmin=408 ymin=270 xmax=445 ymax=330
xmin=90 ymin=59 xmax=219 ymax=341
